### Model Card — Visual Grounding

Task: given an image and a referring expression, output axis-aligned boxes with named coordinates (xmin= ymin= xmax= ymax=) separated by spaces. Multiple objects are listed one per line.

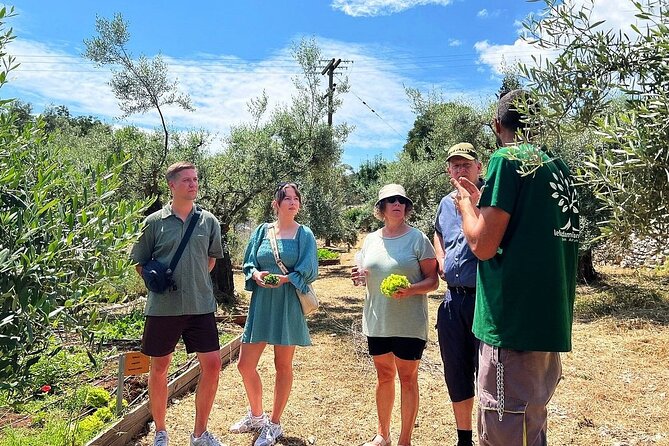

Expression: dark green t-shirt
xmin=473 ymin=144 xmax=579 ymax=352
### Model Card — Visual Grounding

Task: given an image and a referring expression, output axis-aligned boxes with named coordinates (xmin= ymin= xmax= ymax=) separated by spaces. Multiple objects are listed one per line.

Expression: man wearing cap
xmin=434 ymin=142 xmax=483 ymax=446
xmin=451 ymin=90 xmax=579 ymax=445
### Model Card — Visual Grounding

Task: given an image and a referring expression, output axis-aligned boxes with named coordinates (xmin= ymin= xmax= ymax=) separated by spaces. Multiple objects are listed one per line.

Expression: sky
xmin=1 ymin=0 xmax=644 ymax=168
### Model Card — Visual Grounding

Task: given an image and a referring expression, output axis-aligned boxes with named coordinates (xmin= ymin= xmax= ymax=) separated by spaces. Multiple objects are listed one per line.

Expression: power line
xmin=336 ymin=73 xmax=404 ymax=139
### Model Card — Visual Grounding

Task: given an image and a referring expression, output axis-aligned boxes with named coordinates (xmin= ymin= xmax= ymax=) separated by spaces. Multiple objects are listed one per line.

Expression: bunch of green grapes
xmin=380 ymin=274 xmax=410 ymax=297
xmin=263 ymin=274 xmax=280 ymax=285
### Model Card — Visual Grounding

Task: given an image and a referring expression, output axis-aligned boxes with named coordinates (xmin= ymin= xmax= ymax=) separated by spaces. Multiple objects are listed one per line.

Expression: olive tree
xmin=520 ymin=0 xmax=669 ymax=251
xmin=0 ymin=10 xmax=149 ymax=398
xmin=196 ymin=38 xmax=351 ymax=302
xmin=84 ymin=13 xmax=193 ymax=213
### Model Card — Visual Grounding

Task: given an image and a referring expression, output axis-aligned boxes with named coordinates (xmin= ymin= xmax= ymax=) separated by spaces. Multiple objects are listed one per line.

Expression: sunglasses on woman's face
xmin=385 ymin=195 xmax=408 ymax=205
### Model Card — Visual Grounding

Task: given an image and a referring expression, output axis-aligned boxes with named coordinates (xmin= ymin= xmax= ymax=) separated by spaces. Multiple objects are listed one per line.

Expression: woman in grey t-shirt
xmin=352 ymin=184 xmax=438 ymax=446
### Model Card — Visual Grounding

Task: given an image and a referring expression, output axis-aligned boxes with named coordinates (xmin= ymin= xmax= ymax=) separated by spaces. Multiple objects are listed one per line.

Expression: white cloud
xmin=331 ymin=0 xmax=453 ymax=17
xmin=475 ymin=0 xmax=652 ymax=75
xmin=474 ymin=39 xmax=555 ymax=76
xmin=478 ymin=8 xmax=501 ymax=19
xmin=5 ymin=36 xmax=437 ymax=166
xmin=448 ymin=39 xmax=462 ymax=47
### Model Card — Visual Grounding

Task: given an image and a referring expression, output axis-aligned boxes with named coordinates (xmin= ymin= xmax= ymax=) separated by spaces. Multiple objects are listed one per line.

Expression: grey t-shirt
xmin=131 ymin=203 xmax=223 ymax=316
xmin=359 ymin=227 xmax=436 ymax=341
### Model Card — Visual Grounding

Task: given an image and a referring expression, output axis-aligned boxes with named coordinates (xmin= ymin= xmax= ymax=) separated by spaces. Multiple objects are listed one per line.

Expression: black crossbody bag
xmin=142 ymin=208 xmax=202 ymax=293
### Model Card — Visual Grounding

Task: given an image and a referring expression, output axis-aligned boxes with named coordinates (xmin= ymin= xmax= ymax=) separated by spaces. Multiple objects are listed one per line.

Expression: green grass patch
xmin=94 ymin=309 xmax=145 ymax=340
xmin=317 ymin=248 xmax=339 ymax=261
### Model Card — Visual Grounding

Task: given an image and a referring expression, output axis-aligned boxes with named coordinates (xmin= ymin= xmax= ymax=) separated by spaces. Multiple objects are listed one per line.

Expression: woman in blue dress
xmin=230 ymin=182 xmax=318 ymax=446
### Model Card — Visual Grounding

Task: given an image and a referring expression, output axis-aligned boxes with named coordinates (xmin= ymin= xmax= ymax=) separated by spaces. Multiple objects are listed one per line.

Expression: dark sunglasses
xmin=384 ymin=195 xmax=409 ymax=205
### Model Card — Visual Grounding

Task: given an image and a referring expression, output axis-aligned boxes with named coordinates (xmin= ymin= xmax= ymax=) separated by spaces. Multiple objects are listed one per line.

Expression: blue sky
xmin=2 ymin=0 xmax=638 ymax=167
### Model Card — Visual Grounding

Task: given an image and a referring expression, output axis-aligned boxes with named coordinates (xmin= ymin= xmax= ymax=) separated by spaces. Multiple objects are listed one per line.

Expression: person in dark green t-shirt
xmin=451 ymin=90 xmax=579 ymax=446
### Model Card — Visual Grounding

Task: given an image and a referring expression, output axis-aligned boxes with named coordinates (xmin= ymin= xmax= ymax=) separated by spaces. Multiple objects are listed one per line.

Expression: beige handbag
xmin=267 ymin=224 xmax=319 ymax=315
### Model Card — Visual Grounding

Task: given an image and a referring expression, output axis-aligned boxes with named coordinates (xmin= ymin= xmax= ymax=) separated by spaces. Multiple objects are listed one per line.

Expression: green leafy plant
xmin=263 ymin=274 xmax=280 ymax=285
xmin=317 ymin=248 xmax=339 ymax=261
xmin=95 ymin=310 xmax=145 ymax=340
xmin=81 ymin=386 xmax=111 ymax=409
xmin=28 ymin=348 xmax=103 ymax=398
xmin=93 ymin=406 xmax=114 ymax=423
xmin=380 ymin=274 xmax=411 ymax=297
xmin=263 ymin=274 xmax=279 ymax=285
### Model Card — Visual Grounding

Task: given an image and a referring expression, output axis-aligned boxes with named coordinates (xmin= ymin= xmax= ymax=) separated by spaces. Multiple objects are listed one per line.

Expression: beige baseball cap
xmin=446 ymin=142 xmax=478 ymax=161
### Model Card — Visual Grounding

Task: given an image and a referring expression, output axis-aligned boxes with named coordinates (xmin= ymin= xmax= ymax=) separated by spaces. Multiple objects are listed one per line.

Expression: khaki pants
xmin=477 ymin=342 xmax=562 ymax=446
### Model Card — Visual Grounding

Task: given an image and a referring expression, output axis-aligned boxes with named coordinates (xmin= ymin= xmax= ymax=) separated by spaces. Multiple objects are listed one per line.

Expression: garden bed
xmin=86 ymin=335 xmax=242 ymax=446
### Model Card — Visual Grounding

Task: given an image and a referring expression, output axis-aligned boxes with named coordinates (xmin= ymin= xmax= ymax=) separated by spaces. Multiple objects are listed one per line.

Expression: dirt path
xmin=135 ymin=256 xmax=669 ymax=446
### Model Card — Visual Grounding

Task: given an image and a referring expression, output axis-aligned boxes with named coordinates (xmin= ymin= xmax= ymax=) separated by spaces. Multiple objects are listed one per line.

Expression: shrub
xmin=317 ymin=248 xmax=339 ymax=261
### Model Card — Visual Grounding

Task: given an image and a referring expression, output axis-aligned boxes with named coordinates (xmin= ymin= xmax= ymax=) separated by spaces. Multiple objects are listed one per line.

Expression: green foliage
xmin=317 ymin=248 xmax=339 ymax=261
xmin=263 ymin=274 xmax=279 ymax=285
xmin=92 ymin=406 xmax=114 ymax=423
xmin=370 ymin=90 xmax=498 ymax=236
xmin=0 ymin=418 xmax=75 ymax=446
xmin=0 ymin=123 xmax=148 ymax=397
xmin=498 ymin=72 xmax=523 ymax=99
xmin=94 ymin=310 xmax=144 ymax=340
xmin=380 ymin=274 xmax=410 ymax=297
xmin=300 ymin=170 xmax=357 ymax=247
xmin=107 ymin=397 xmax=128 ymax=413
xmin=520 ymin=0 xmax=669 ymax=249
xmin=0 ymin=17 xmax=149 ymax=400
xmin=0 ymin=6 xmax=18 ymax=101
xmin=404 ymin=89 xmax=496 ymax=161
xmin=83 ymin=13 xmax=193 ymax=120
xmin=0 ymin=382 xmax=114 ymax=446
xmin=76 ymin=415 xmax=104 ymax=443
xmin=83 ymin=13 xmax=195 ymax=213
xmin=343 ymin=205 xmax=376 ymax=233
xmin=197 ymin=38 xmax=351 ymax=243
xmin=81 ymin=386 xmax=111 ymax=409
xmin=28 ymin=348 xmax=102 ymax=395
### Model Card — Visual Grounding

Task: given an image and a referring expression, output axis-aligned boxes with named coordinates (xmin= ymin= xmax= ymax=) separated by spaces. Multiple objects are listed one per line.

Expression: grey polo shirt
xmin=131 ymin=203 xmax=223 ymax=316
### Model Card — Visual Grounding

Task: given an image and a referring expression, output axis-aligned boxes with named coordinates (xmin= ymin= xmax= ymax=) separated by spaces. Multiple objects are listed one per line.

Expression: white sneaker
xmin=154 ymin=430 xmax=169 ymax=446
xmin=190 ymin=430 xmax=223 ymax=446
xmin=229 ymin=409 xmax=268 ymax=433
xmin=254 ymin=421 xmax=283 ymax=446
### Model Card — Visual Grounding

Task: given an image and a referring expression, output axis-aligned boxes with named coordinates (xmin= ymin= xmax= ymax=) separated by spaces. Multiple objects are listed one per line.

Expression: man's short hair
xmin=497 ymin=89 xmax=537 ymax=133
xmin=165 ymin=161 xmax=197 ymax=183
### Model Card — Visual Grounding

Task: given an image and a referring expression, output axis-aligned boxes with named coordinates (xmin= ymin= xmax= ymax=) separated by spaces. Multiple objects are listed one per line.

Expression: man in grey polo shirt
xmin=131 ymin=161 xmax=224 ymax=446
xmin=434 ymin=143 xmax=483 ymax=446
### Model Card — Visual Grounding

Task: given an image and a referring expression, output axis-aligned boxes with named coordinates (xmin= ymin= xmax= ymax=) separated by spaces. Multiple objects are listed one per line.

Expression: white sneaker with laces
xmin=190 ymin=430 xmax=223 ymax=446
xmin=254 ymin=421 xmax=283 ymax=446
xmin=154 ymin=430 xmax=169 ymax=446
xmin=229 ymin=409 xmax=268 ymax=433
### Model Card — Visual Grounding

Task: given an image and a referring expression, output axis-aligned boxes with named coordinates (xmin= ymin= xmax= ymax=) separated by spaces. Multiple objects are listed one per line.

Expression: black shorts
xmin=367 ymin=336 xmax=427 ymax=361
xmin=141 ymin=313 xmax=220 ymax=357
xmin=436 ymin=290 xmax=479 ymax=402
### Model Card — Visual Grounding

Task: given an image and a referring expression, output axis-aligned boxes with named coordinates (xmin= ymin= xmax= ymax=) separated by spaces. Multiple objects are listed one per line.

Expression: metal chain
xmin=496 ymin=359 xmax=505 ymax=422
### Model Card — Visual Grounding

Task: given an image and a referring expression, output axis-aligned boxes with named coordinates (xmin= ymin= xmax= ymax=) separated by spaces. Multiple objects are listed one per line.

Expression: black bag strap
xmin=167 ymin=207 xmax=202 ymax=273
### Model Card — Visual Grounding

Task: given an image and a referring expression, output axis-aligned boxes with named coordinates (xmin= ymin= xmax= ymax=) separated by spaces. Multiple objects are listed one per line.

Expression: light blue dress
xmin=242 ymin=223 xmax=318 ymax=346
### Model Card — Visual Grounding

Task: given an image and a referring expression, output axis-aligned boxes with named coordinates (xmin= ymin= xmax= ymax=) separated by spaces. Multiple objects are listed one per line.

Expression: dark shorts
xmin=141 ymin=313 xmax=220 ymax=357
xmin=436 ymin=289 xmax=479 ymax=402
xmin=367 ymin=336 xmax=427 ymax=361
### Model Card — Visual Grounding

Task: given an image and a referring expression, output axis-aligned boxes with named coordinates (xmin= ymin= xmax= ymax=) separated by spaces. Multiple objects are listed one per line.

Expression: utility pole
xmin=321 ymin=58 xmax=341 ymax=126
